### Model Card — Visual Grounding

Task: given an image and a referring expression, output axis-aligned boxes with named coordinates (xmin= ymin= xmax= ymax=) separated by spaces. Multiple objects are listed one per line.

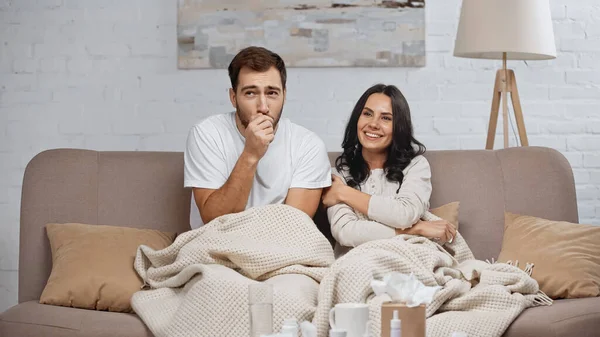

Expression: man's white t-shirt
xmin=184 ymin=112 xmax=332 ymax=229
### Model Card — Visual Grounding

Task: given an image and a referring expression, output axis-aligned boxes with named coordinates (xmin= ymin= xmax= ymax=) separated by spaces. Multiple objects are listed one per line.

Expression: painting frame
xmin=177 ymin=0 xmax=426 ymax=69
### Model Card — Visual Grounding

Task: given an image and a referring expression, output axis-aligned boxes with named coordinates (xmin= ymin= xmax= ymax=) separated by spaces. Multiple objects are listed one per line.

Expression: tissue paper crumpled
xmin=371 ymin=272 xmax=440 ymax=307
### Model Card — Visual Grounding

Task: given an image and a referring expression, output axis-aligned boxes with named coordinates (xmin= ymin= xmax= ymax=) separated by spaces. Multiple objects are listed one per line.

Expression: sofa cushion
xmin=40 ymin=223 xmax=176 ymax=312
xmin=429 ymin=201 xmax=460 ymax=230
xmin=504 ymin=297 xmax=600 ymax=337
xmin=0 ymin=301 xmax=153 ymax=337
xmin=498 ymin=213 xmax=600 ymax=299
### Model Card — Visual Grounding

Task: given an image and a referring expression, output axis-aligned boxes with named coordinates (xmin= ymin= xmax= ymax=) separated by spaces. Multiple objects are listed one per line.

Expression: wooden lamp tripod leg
xmin=485 ymin=52 xmax=529 ymax=149
xmin=486 ymin=71 xmax=503 ymax=150
xmin=510 ymin=72 xmax=529 ymax=146
xmin=502 ymin=54 xmax=509 ymax=149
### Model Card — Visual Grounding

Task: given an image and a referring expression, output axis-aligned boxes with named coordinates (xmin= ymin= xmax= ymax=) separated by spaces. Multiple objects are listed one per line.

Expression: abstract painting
xmin=177 ymin=0 xmax=426 ymax=69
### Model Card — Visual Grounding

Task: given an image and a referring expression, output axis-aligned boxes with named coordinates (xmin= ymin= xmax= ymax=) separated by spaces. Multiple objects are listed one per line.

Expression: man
xmin=184 ymin=46 xmax=332 ymax=228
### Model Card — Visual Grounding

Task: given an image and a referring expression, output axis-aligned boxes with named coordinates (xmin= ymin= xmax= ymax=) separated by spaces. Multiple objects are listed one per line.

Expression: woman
xmin=322 ymin=84 xmax=456 ymax=257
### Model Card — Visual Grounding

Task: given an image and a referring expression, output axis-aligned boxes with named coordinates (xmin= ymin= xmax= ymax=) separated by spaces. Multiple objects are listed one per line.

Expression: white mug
xmin=328 ymin=303 xmax=369 ymax=337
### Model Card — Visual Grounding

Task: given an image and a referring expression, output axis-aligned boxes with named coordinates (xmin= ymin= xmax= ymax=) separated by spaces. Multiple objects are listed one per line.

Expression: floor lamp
xmin=453 ymin=0 xmax=557 ymax=149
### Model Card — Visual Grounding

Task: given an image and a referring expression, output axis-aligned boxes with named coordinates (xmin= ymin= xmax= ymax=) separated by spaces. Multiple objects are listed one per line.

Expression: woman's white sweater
xmin=327 ymin=155 xmax=441 ymax=257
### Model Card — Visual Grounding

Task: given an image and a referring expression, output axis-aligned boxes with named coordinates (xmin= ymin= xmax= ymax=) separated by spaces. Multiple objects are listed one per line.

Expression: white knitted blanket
xmin=132 ymin=204 xmax=551 ymax=337
xmin=131 ymin=204 xmax=335 ymax=337
xmin=314 ymin=231 xmax=553 ymax=337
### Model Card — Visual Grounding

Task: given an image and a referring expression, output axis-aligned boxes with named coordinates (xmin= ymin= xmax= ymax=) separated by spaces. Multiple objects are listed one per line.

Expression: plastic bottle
xmin=390 ymin=310 xmax=401 ymax=337
xmin=248 ymin=283 xmax=273 ymax=337
xmin=281 ymin=318 xmax=299 ymax=337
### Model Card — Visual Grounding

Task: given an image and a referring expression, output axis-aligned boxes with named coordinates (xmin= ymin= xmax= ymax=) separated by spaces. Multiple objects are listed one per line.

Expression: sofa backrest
xmin=18 ymin=149 xmax=192 ymax=303
xmin=18 ymin=146 xmax=578 ymax=303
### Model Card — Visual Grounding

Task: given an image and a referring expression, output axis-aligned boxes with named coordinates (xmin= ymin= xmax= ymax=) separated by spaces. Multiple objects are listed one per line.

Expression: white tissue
xmin=371 ymin=272 xmax=440 ymax=307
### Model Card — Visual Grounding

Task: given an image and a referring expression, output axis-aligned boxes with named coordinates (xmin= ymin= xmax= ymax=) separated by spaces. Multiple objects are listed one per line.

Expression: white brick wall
xmin=1 ymin=0 xmax=599 ymax=312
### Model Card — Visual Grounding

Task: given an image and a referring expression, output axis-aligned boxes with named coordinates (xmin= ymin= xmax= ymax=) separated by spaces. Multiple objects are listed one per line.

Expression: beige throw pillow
xmin=40 ymin=223 xmax=176 ymax=312
xmin=430 ymin=201 xmax=460 ymax=230
xmin=498 ymin=212 xmax=600 ymax=299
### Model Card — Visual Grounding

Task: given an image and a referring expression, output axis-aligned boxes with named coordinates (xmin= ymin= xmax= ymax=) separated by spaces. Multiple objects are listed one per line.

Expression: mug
xmin=329 ymin=303 xmax=369 ymax=337
xmin=329 ymin=329 xmax=347 ymax=337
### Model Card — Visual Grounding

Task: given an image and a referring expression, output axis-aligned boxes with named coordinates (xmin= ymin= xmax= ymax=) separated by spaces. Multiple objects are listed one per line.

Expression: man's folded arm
xmin=185 ymin=124 xmax=257 ymax=224
xmin=193 ymin=151 xmax=258 ymax=224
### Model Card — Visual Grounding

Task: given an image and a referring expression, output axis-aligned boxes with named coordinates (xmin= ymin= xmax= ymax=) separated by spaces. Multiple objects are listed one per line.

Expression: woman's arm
xmin=367 ymin=156 xmax=432 ymax=229
xmin=336 ymin=184 xmax=370 ymax=215
xmin=327 ymin=202 xmax=419 ymax=247
xmin=328 ymin=202 xmax=456 ymax=247
xmin=330 ymin=156 xmax=433 ymax=229
xmin=323 ymin=171 xmax=403 ymax=247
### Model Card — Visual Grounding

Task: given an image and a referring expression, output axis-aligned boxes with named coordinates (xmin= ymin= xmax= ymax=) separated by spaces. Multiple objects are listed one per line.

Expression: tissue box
xmin=380 ymin=302 xmax=425 ymax=337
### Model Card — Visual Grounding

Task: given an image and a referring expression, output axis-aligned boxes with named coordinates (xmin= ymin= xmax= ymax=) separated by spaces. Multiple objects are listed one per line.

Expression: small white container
xmin=281 ymin=318 xmax=299 ymax=337
xmin=329 ymin=328 xmax=347 ymax=337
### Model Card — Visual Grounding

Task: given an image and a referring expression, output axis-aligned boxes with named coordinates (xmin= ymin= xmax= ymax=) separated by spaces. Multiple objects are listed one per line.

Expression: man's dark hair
xmin=228 ymin=46 xmax=287 ymax=92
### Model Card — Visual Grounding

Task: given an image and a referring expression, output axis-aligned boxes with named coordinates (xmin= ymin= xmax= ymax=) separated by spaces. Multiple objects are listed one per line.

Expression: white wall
xmin=1 ymin=0 xmax=599 ymax=312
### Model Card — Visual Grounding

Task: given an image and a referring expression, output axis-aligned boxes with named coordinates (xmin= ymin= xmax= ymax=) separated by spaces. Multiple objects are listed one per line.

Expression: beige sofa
xmin=1 ymin=147 xmax=599 ymax=337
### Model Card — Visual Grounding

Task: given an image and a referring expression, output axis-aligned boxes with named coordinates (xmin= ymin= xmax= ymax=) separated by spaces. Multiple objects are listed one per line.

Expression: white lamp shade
xmin=454 ymin=0 xmax=557 ymax=60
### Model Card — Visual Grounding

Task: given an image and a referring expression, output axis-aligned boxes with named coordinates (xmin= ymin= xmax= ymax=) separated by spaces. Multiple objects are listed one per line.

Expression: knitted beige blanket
xmin=131 ymin=204 xmax=335 ymax=337
xmin=132 ymin=204 xmax=551 ymax=337
xmin=314 ymin=230 xmax=553 ymax=337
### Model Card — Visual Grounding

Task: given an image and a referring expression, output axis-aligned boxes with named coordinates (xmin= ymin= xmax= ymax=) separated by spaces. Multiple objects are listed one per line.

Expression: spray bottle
xmin=390 ymin=310 xmax=401 ymax=337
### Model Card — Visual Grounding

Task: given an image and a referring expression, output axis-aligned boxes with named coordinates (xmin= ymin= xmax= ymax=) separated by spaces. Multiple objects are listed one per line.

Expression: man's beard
xmin=236 ymin=103 xmax=283 ymax=129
